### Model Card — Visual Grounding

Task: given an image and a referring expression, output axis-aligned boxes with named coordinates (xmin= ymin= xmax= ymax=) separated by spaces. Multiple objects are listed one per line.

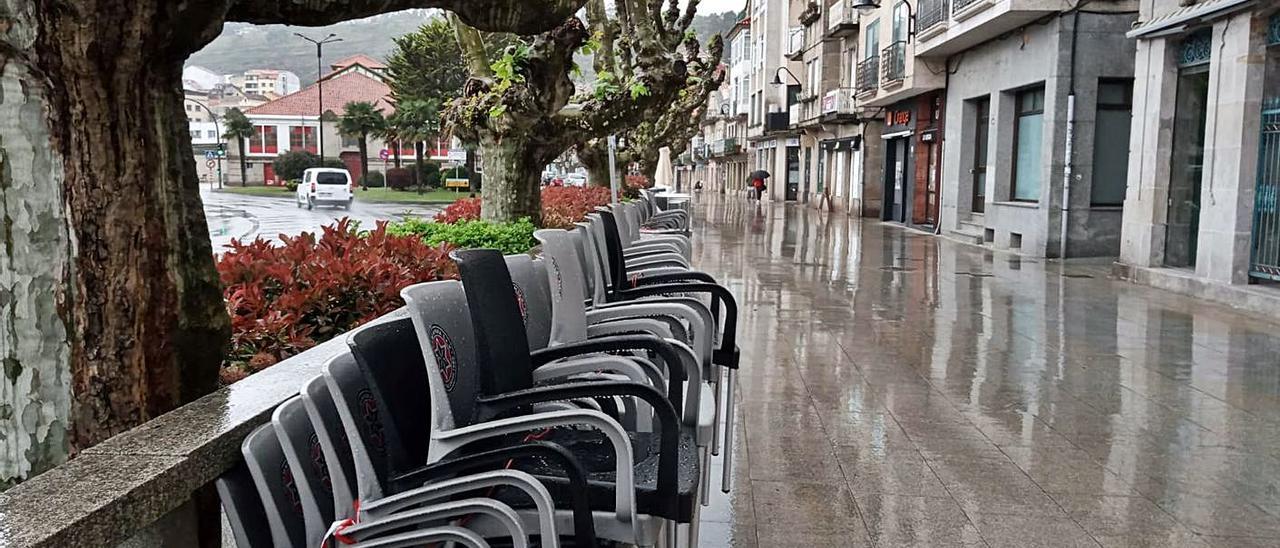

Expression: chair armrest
xmin=344 ymin=525 xmax=488 ymax=548
xmin=339 ymin=498 xmax=524 ymax=545
xmin=432 ymin=409 xmax=637 ymax=524
xmin=615 ymin=283 xmax=739 ymax=369
xmin=529 ymin=334 xmax=687 ymax=413
xmin=586 ymin=301 xmax=713 ymax=368
xmin=476 ymin=381 xmax=681 ymax=518
xmin=389 ymin=441 xmax=596 ymax=545
xmin=359 ymin=469 xmax=557 ymax=545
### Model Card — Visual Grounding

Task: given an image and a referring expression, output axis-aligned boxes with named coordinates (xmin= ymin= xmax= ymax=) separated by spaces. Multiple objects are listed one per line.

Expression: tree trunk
xmin=0 ymin=1 xmax=230 ymax=487
xmin=480 ymin=136 xmax=543 ymax=226
xmin=414 ymin=141 xmax=425 ymax=194
xmin=577 ymin=140 xmax=613 ymax=189
xmin=358 ymin=135 xmax=369 ymax=188
xmin=238 ymin=138 xmax=249 ymax=186
xmin=393 ymin=140 xmax=403 ymax=168
xmin=465 ymin=147 xmax=479 ymax=196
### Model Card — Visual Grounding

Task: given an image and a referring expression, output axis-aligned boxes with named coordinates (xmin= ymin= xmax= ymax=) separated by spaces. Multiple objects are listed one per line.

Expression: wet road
xmin=692 ymin=194 xmax=1280 ymax=547
xmin=201 ymin=188 xmax=443 ymax=252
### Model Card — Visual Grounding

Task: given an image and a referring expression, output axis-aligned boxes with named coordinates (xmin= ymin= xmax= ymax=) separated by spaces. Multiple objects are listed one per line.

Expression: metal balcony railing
xmin=787 ymin=27 xmax=805 ymax=58
xmin=881 ymin=41 xmax=907 ymax=85
xmin=918 ymin=0 xmax=950 ymax=32
xmin=856 ymin=56 xmax=879 ymax=95
xmin=952 ymin=0 xmax=982 ymax=14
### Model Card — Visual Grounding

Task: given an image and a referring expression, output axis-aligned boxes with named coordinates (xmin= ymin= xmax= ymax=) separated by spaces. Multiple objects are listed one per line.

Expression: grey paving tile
xmin=854 ymin=493 xmax=986 ymax=547
xmin=1152 ymin=493 xmax=1280 ymax=537
xmin=750 ymin=480 xmax=863 ymax=535
xmin=833 ymin=444 xmax=950 ymax=498
xmin=968 ymin=513 xmax=1100 ymax=548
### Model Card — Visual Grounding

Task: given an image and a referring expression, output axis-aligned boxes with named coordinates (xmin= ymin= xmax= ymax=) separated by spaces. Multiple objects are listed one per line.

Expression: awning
xmin=1127 ymin=0 xmax=1254 ymax=39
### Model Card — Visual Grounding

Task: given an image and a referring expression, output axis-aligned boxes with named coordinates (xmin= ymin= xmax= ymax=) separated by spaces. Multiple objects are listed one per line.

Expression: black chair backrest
xmin=451 ymin=249 xmax=536 ymax=396
xmin=347 ymin=316 xmax=432 ymax=493
xmin=272 ymin=396 xmax=336 ymax=543
xmin=241 ymin=424 xmax=307 ymax=547
xmin=300 ymin=375 xmax=358 ymax=518
xmin=215 ymin=461 xmax=274 ymax=548
xmin=323 ymin=351 xmax=395 ymax=501
xmin=596 ymin=210 xmax=630 ymax=295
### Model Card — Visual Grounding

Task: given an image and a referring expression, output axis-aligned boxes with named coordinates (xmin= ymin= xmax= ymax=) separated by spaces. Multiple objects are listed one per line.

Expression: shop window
xmin=1091 ymin=79 xmax=1133 ymax=206
xmin=1011 ymin=86 xmax=1045 ymax=202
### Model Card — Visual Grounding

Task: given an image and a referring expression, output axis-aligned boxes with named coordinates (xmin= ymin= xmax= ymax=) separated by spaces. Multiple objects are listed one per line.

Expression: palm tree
xmin=375 ymin=123 xmax=403 ymax=168
xmin=222 ymin=108 xmax=255 ymax=187
xmin=337 ymin=101 xmax=386 ymax=189
xmin=388 ymin=99 xmax=440 ymax=193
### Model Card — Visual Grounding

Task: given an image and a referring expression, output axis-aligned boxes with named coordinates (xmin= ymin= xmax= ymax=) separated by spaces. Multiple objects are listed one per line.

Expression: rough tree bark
xmin=447 ymin=0 xmax=695 ymax=224
xmin=576 ymin=0 xmax=723 ymax=189
xmin=0 ymin=0 xmax=588 ymax=489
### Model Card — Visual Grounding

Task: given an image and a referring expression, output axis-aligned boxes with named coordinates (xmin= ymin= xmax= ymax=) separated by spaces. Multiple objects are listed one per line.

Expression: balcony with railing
xmin=856 ymin=56 xmax=879 ymax=97
xmin=914 ymin=0 xmax=1059 ymax=57
xmin=765 ymin=110 xmax=791 ymax=132
xmin=786 ymin=27 xmax=806 ymax=60
xmin=820 ymin=88 xmax=858 ymax=123
xmin=824 ymin=0 xmax=859 ymax=38
xmin=917 ymin=0 xmax=950 ymax=39
xmin=711 ymin=137 xmax=741 ymax=157
xmin=880 ymin=41 xmax=907 ymax=88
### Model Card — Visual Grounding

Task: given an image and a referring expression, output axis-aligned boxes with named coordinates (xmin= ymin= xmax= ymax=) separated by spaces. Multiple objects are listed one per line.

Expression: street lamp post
xmin=294 ymin=32 xmax=343 ymax=160
xmin=185 ymin=98 xmax=223 ymax=189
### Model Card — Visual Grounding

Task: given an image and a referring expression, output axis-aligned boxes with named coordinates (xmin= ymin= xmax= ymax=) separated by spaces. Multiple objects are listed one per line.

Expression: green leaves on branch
xmin=629 ymin=82 xmax=650 ymax=100
xmin=490 ymin=42 xmax=531 ymax=93
xmin=592 ymin=70 xmax=621 ymax=100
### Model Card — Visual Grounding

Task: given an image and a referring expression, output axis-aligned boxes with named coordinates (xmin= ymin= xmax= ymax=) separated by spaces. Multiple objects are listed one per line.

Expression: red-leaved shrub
xmin=434 ymin=197 xmax=482 ymax=223
xmin=434 ymin=186 xmax=614 ymax=229
xmin=541 ymin=186 xmax=613 ymax=229
xmin=217 ymin=218 xmax=457 ymax=381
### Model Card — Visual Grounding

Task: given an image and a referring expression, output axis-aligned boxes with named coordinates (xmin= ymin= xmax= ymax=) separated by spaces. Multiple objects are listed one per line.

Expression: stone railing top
xmin=0 ymin=309 xmax=398 ymax=547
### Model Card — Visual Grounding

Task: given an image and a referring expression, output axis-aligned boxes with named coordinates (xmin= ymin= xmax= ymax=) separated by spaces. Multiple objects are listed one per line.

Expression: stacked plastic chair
xmin=216 ymin=192 xmax=740 ymax=547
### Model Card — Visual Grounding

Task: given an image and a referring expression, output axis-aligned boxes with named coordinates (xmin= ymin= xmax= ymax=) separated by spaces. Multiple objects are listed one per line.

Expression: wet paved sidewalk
xmin=690 ymin=195 xmax=1280 ymax=547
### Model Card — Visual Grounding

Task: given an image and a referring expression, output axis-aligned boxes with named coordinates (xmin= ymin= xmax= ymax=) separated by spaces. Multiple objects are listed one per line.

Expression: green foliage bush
xmin=419 ymin=161 xmax=442 ymax=189
xmin=273 ymin=150 xmax=319 ymax=181
xmin=273 ymin=150 xmax=349 ymax=181
xmin=285 ymin=179 xmax=300 ymax=192
xmin=361 ymin=171 xmax=386 ymax=188
xmin=386 ymin=167 xmax=413 ymax=190
xmin=388 ymin=217 xmax=537 ymax=255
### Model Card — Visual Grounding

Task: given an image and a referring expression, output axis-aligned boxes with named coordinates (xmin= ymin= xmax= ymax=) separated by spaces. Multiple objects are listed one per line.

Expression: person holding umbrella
xmin=749 ymin=169 xmax=770 ymax=201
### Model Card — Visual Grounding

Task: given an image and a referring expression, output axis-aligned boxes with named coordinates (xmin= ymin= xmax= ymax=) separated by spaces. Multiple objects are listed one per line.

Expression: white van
xmin=296 ymin=168 xmax=353 ymax=210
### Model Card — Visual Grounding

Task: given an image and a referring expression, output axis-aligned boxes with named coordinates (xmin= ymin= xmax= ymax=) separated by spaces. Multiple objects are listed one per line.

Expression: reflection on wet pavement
xmin=691 ymin=194 xmax=1280 ymax=547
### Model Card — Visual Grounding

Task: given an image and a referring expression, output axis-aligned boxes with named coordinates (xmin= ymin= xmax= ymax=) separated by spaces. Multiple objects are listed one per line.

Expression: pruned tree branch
xmin=449 ymin=13 xmax=494 ymax=79
xmin=227 ymin=0 xmax=587 ymax=34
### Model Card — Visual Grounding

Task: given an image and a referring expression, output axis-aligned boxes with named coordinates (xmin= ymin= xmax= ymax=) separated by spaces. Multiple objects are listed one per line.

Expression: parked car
xmin=296 ymin=168 xmax=353 ymax=210
xmin=565 ymin=174 xmax=587 ymax=187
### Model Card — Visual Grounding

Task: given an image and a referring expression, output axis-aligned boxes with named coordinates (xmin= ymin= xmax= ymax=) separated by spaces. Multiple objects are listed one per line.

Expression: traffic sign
xmin=205 ymin=159 xmax=216 ymax=168
xmin=379 ymin=149 xmax=390 ymax=160
xmin=204 ymin=150 xmax=217 ymax=160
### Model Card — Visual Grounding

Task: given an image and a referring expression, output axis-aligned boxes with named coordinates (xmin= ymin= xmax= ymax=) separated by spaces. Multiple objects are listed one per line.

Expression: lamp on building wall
xmin=770 ymin=67 xmax=801 ymax=86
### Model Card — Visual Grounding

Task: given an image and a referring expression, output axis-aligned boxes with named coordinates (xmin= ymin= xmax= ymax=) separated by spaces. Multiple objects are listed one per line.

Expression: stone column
xmin=1119 ymin=36 xmax=1179 ymax=268
xmin=1193 ymin=12 xmax=1267 ymax=284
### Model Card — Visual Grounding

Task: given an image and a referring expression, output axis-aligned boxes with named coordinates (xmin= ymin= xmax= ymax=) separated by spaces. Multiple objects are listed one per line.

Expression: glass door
xmin=972 ymin=98 xmax=989 ymax=213
xmin=786 ymin=146 xmax=800 ymax=201
xmin=1164 ymin=64 xmax=1211 ymax=268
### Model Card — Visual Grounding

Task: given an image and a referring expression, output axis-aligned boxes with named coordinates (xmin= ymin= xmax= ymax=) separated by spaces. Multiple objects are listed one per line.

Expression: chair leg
xmin=699 ymin=444 xmax=711 ymax=505
xmin=686 ymin=502 xmax=702 ymax=548
xmin=710 ymin=367 xmax=722 ymax=458
xmin=666 ymin=520 xmax=679 ymax=548
xmin=721 ymin=368 xmax=736 ymax=493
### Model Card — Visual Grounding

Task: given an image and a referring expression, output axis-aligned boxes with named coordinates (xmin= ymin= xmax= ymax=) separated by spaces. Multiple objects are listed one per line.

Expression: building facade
xmin=929 ymin=2 xmax=1138 ymax=257
xmin=1116 ymin=1 xmax=1279 ymax=312
xmin=213 ymin=55 xmax=448 ymax=186
xmin=226 ymin=69 xmax=302 ymax=99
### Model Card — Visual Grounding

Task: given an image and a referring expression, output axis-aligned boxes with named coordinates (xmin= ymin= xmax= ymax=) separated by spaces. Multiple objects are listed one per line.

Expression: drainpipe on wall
xmin=1059 ymin=9 xmax=1080 ymax=260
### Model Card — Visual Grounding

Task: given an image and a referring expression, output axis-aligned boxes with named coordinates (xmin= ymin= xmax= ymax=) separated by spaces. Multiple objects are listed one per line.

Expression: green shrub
xmin=386 ymin=167 xmax=413 ymax=190
xmin=285 ymin=179 xmax=300 ymax=192
xmin=419 ymin=161 xmax=442 ymax=189
xmin=389 ymin=218 xmax=537 ymax=255
xmin=273 ymin=150 xmax=319 ymax=181
xmin=361 ymin=171 xmax=386 ymax=188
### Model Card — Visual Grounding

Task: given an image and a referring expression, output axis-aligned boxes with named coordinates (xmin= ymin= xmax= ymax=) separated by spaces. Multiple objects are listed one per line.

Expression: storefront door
xmin=1164 ymin=35 xmax=1211 ymax=269
xmin=786 ymin=146 xmax=800 ymax=201
xmin=884 ymin=137 xmax=909 ymax=223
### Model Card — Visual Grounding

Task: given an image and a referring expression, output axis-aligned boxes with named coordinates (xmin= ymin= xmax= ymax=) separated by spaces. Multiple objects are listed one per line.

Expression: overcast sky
xmin=693 ymin=0 xmax=745 ymax=14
